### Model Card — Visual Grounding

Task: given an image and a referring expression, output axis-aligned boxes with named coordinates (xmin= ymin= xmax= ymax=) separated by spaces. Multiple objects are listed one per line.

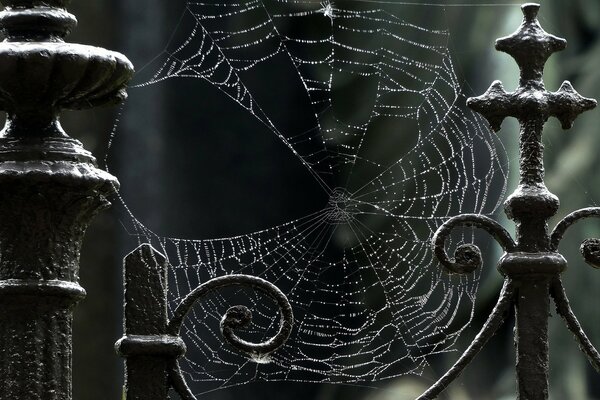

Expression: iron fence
xmin=0 ymin=1 xmax=598 ymax=399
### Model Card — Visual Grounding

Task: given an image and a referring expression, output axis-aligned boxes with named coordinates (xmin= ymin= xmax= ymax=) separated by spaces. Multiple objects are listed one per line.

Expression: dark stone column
xmin=0 ymin=0 xmax=133 ymax=398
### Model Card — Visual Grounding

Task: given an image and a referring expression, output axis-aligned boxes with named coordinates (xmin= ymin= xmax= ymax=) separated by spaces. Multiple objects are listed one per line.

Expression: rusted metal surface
xmin=116 ymin=244 xmax=294 ymax=400
xmin=0 ymin=0 xmax=132 ymax=398
xmin=421 ymin=3 xmax=599 ymax=400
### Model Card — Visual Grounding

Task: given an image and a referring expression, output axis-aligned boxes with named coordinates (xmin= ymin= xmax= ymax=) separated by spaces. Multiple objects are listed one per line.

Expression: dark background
xmin=50 ymin=0 xmax=600 ymax=399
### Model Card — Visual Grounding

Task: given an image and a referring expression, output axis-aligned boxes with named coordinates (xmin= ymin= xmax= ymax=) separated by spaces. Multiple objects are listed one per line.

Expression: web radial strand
xmin=119 ymin=0 xmax=509 ymax=395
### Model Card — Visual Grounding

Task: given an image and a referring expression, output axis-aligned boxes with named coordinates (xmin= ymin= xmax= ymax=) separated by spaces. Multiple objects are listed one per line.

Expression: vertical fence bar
xmin=514 ymin=279 xmax=550 ymax=399
xmin=116 ymin=244 xmax=186 ymax=400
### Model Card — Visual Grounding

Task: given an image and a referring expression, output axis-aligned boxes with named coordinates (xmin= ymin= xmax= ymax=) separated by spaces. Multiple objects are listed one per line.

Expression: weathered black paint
xmin=420 ymin=3 xmax=600 ymax=400
xmin=0 ymin=0 xmax=132 ymax=398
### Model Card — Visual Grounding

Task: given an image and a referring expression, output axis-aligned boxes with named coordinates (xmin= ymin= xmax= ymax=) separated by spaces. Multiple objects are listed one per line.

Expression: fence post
xmin=115 ymin=244 xmax=186 ymax=400
xmin=419 ymin=3 xmax=600 ymax=399
xmin=0 ymin=1 xmax=132 ymax=399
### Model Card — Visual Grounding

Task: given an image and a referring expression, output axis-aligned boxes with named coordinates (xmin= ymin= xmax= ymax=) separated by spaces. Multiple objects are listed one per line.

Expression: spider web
xmin=114 ymin=0 xmax=509 ymax=395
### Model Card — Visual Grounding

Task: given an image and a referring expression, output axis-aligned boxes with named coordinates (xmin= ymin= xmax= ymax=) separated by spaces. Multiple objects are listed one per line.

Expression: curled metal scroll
xmin=166 ymin=274 xmax=294 ymax=400
xmin=550 ymin=207 xmax=600 ymax=268
xmin=432 ymin=214 xmax=517 ymax=274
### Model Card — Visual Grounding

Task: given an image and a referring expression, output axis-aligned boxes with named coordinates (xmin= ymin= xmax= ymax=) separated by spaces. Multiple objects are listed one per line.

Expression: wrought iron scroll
xmin=432 ymin=214 xmax=516 ymax=274
xmin=420 ymin=3 xmax=600 ymax=399
xmin=116 ymin=244 xmax=294 ymax=400
xmin=551 ymin=207 xmax=600 ymax=268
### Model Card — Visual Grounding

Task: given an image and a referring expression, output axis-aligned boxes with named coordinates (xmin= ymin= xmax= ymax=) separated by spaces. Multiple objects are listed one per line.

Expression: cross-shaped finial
xmin=467 ymin=3 xmax=596 ymax=134
xmin=496 ymin=3 xmax=565 ymax=83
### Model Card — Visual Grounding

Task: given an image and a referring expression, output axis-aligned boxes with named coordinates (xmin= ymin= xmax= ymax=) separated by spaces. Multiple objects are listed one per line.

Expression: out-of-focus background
xmin=51 ymin=0 xmax=600 ymax=399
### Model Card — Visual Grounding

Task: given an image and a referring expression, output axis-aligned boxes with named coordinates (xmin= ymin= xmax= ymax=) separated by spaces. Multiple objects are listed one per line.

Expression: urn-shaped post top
xmin=0 ymin=0 xmax=134 ymax=143
xmin=0 ymin=0 xmax=77 ymax=40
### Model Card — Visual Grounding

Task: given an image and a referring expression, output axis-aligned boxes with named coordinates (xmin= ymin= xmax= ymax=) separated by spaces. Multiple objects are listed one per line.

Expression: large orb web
xmin=113 ymin=0 xmax=509 ymax=396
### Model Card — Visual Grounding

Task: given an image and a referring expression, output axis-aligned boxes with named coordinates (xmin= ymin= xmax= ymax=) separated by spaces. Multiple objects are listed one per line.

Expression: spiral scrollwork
xmin=166 ymin=274 xmax=294 ymax=399
xmin=580 ymin=238 xmax=600 ymax=269
xmin=550 ymin=207 xmax=600 ymax=269
xmin=167 ymin=274 xmax=294 ymax=356
xmin=432 ymin=214 xmax=516 ymax=274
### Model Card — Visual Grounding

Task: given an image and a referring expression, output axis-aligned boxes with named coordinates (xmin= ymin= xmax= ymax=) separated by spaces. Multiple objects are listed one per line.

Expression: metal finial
xmin=495 ymin=2 xmax=566 ymax=83
xmin=0 ymin=1 xmax=133 ymax=140
xmin=468 ymin=2 xmax=596 ymax=191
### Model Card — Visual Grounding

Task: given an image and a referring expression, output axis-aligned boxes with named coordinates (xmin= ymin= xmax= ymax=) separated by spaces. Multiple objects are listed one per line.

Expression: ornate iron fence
xmin=0 ymin=0 xmax=598 ymax=399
